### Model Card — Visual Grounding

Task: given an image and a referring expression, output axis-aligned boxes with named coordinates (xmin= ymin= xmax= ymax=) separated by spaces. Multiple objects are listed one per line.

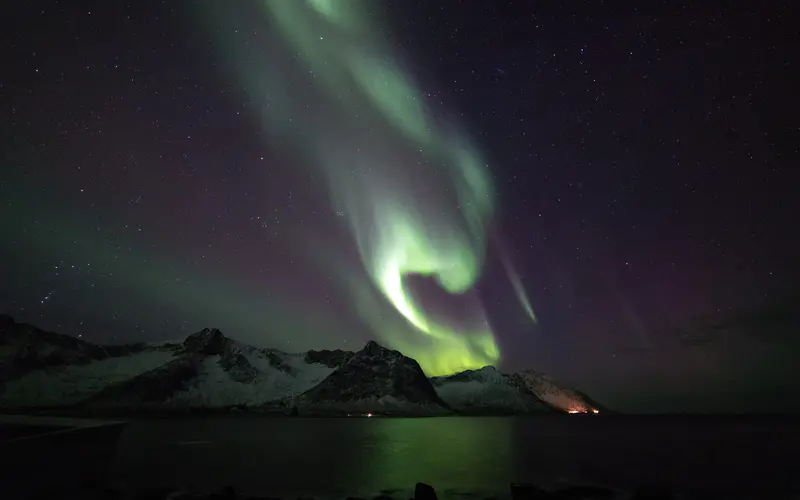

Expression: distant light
xmin=567 ymin=410 xmax=581 ymax=414
xmin=367 ymin=413 xmax=373 ymax=417
xmin=592 ymin=409 xmax=600 ymax=414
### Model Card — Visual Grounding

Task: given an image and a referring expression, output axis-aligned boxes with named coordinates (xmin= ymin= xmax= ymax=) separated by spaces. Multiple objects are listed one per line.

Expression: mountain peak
xmin=359 ymin=340 xmax=404 ymax=357
xmin=353 ymin=340 xmax=409 ymax=363
xmin=429 ymin=365 xmax=508 ymax=387
xmin=183 ymin=328 xmax=229 ymax=355
xmin=363 ymin=339 xmax=387 ymax=349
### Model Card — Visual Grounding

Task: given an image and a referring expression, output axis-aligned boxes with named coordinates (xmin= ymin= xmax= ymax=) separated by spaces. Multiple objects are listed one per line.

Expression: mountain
xmin=0 ymin=315 xmax=180 ymax=407
xmin=0 ymin=321 xmax=335 ymax=412
xmin=294 ymin=341 xmax=451 ymax=416
xmin=0 ymin=314 xmax=160 ymax=383
xmin=513 ymin=369 xmax=606 ymax=413
xmin=0 ymin=315 xmax=604 ymax=416
xmin=430 ymin=366 xmax=554 ymax=414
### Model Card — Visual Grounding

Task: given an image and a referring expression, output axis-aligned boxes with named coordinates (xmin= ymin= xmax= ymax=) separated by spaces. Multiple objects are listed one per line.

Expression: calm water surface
xmin=112 ymin=415 xmax=800 ymax=498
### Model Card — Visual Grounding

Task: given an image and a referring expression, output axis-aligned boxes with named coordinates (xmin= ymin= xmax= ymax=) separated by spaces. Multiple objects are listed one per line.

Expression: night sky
xmin=2 ymin=1 xmax=798 ymax=413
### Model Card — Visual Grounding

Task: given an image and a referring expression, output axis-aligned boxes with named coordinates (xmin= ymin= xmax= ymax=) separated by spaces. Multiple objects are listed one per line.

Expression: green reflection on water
xmin=351 ymin=417 xmax=514 ymax=493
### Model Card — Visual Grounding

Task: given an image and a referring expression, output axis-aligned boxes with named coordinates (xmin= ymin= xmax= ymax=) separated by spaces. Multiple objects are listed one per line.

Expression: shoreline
xmin=4 ymin=406 xmax=799 ymax=420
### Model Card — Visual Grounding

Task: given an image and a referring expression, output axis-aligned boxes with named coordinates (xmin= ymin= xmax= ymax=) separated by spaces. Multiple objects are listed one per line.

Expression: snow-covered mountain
xmin=0 ymin=316 xmax=606 ymax=415
xmin=430 ymin=366 xmax=554 ymax=414
xmin=513 ymin=369 xmax=605 ymax=413
xmin=0 ymin=323 xmax=335 ymax=411
xmin=0 ymin=314 xmax=162 ymax=384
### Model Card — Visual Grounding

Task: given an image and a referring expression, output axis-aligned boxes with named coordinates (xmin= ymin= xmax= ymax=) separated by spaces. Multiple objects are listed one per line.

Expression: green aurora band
xmin=202 ymin=0 xmax=535 ymax=375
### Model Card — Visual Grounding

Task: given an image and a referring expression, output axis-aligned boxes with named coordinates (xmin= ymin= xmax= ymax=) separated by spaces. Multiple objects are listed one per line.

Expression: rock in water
xmin=509 ymin=483 xmax=560 ymax=500
xmin=556 ymin=485 xmax=615 ymax=499
xmin=414 ymin=482 xmax=438 ymax=500
xmin=629 ymin=486 xmax=673 ymax=499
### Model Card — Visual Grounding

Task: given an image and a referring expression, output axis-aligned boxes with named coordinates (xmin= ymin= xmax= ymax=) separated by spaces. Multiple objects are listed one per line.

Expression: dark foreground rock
xmin=629 ymin=486 xmax=673 ymax=499
xmin=510 ymin=482 xmax=623 ymax=499
xmin=556 ymin=485 xmax=615 ymax=499
xmin=9 ymin=481 xmax=800 ymax=500
xmin=510 ymin=483 xmax=559 ymax=500
xmin=414 ymin=482 xmax=438 ymax=500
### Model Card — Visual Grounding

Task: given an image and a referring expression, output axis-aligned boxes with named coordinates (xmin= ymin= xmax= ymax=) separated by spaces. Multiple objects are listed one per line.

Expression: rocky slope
xmin=513 ymin=369 xmax=605 ymax=413
xmin=430 ymin=366 xmax=554 ymax=414
xmin=295 ymin=341 xmax=451 ymax=416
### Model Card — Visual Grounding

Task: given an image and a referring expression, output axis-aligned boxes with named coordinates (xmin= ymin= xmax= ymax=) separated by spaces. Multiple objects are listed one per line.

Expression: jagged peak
xmin=429 ymin=365 xmax=505 ymax=384
xmin=304 ymin=348 xmax=354 ymax=368
xmin=517 ymin=368 xmax=555 ymax=381
xmin=360 ymin=340 xmax=400 ymax=357
xmin=307 ymin=347 xmax=351 ymax=355
xmin=183 ymin=327 xmax=230 ymax=355
xmin=198 ymin=327 xmax=224 ymax=337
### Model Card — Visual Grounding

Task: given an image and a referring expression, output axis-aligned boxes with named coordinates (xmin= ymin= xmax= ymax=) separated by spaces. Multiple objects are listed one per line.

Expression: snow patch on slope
xmin=435 ymin=378 xmax=523 ymax=407
xmin=170 ymin=354 xmax=334 ymax=407
xmin=431 ymin=366 xmax=549 ymax=413
xmin=0 ymin=350 xmax=175 ymax=407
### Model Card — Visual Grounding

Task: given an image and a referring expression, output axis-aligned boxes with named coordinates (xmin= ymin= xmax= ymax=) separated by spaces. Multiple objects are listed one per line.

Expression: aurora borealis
xmin=2 ymin=1 xmax=798 ymax=412
xmin=199 ymin=0 xmax=536 ymax=374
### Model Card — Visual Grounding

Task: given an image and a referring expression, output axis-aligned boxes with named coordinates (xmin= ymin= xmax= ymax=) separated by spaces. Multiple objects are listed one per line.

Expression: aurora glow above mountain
xmin=197 ymin=0 xmax=534 ymax=374
xmin=4 ymin=1 xmax=797 ymax=413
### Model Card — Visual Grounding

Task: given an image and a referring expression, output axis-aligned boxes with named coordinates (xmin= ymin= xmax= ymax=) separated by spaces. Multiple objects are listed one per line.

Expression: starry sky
xmin=1 ymin=0 xmax=798 ymax=413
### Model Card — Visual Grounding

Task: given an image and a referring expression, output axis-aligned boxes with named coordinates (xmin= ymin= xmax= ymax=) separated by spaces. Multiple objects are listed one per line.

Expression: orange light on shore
xmin=592 ymin=409 xmax=600 ymax=414
xmin=567 ymin=410 xmax=581 ymax=414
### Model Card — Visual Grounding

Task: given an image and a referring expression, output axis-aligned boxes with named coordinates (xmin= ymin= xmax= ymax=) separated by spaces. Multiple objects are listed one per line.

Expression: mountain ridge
xmin=0 ymin=316 xmax=604 ymax=416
